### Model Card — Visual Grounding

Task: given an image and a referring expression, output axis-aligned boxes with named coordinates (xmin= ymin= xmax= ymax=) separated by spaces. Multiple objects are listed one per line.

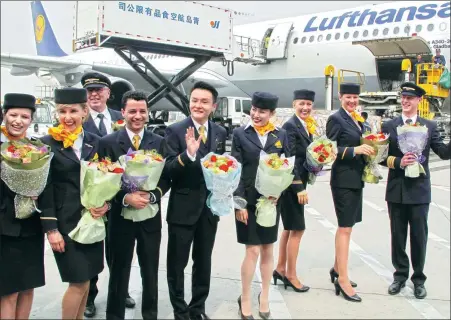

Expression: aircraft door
xmin=266 ymin=22 xmax=293 ymax=60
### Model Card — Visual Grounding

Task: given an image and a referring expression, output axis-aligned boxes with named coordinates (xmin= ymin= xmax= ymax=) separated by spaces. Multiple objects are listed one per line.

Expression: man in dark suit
xmin=98 ymin=90 xmax=171 ymax=320
xmin=164 ymin=81 xmax=227 ymax=320
xmin=81 ymin=72 xmax=134 ymax=317
xmin=381 ymin=82 xmax=451 ymax=299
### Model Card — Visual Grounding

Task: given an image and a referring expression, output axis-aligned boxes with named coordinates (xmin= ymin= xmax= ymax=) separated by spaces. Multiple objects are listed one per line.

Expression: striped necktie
xmin=132 ymin=135 xmax=140 ymax=150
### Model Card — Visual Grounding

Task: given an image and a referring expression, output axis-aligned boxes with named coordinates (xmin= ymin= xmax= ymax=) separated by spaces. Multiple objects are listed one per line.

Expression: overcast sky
xmin=1 ymin=0 xmax=390 ymax=97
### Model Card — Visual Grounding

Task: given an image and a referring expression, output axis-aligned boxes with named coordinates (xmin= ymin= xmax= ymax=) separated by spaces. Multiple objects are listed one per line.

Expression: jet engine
xmin=107 ymin=77 xmax=135 ymax=111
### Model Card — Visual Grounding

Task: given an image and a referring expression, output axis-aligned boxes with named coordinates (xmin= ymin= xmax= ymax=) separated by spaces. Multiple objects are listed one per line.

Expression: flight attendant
xmin=274 ymin=90 xmax=315 ymax=293
xmin=0 ymin=93 xmax=52 ymax=320
xmin=40 ymin=88 xmax=108 ymax=319
xmin=232 ymin=92 xmax=302 ymax=319
xmin=325 ymin=83 xmax=375 ymax=302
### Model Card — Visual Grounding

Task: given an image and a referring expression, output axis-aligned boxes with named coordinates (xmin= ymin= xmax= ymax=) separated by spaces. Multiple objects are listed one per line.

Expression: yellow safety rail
xmin=337 ymin=69 xmax=366 ymax=92
xmin=416 ymin=63 xmax=449 ymax=98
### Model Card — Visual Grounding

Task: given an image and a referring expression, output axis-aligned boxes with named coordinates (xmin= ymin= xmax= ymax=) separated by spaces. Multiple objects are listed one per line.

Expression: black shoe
xmin=414 ymin=284 xmax=427 ymax=299
xmin=258 ymin=292 xmax=271 ymax=320
xmin=190 ymin=312 xmax=211 ymax=320
xmin=334 ymin=279 xmax=362 ymax=302
xmin=272 ymin=270 xmax=284 ymax=285
xmin=125 ymin=294 xmax=136 ymax=308
xmin=237 ymin=295 xmax=254 ymax=320
xmin=283 ymin=277 xmax=310 ymax=293
xmin=388 ymin=280 xmax=406 ymax=295
xmin=330 ymin=268 xmax=357 ymax=288
xmin=84 ymin=302 xmax=96 ymax=318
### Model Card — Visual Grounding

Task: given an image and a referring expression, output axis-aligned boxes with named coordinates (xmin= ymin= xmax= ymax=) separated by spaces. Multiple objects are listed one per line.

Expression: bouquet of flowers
xmin=118 ymin=149 xmax=165 ymax=222
xmin=68 ymin=154 xmax=124 ymax=244
xmin=397 ymin=123 xmax=429 ymax=178
xmin=360 ymin=132 xmax=390 ymax=184
xmin=1 ymin=138 xmax=53 ymax=219
xmin=201 ymin=152 xmax=244 ymax=217
xmin=112 ymin=119 xmax=126 ymax=131
xmin=303 ymin=136 xmax=337 ymax=185
xmin=255 ymin=151 xmax=295 ymax=227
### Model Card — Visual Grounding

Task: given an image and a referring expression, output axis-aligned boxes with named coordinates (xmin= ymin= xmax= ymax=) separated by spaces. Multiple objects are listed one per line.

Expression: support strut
xmin=114 ymin=46 xmax=211 ymax=116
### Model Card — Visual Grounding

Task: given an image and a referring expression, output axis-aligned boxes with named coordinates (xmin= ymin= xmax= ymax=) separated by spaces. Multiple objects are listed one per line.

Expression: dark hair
xmin=361 ymin=111 xmax=368 ymax=120
xmin=121 ymin=90 xmax=149 ymax=109
xmin=190 ymin=81 xmax=218 ymax=103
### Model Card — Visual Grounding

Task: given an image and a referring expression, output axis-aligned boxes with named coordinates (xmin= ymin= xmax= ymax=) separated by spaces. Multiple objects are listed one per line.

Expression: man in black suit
xmin=81 ymin=72 xmax=134 ymax=317
xmin=99 ymin=90 xmax=171 ymax=320
xmin=164 ymin=81 xmax=227 ymax=320
xmin=381 ymin=82 xmax=451 ymax=299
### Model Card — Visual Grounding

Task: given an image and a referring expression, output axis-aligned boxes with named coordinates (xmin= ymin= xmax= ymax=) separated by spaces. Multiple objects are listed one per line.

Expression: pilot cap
xmin=81 ymin=72 xmax=111 ymax=89
xmin=2 ymin=93 xmax=36 ymax=112
xmin=252 ymin=92 xmax=278 ymax=111
xmin=340 ymin=83 xmax=361 ymax=95
xmin=400 ymin=82 xmax=426 ymax=97
xmin=54 ymin=88 xmax=88 ymax=104
xmin=293 ymin=89 xmax=315 ymax=102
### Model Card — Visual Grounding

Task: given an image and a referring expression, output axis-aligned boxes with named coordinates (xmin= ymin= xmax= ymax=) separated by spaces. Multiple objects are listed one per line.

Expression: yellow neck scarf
xmin=48 ymin=125 xmax=83 ymax=148
xmin=304 ymin=116 xmax=318 ymax=135
xmin=1 ymin=125 xmax=25 ymax=141
xmin=254 ymin=122 xmax=275 ymax=136
xmin=351 ymin=111 xmax=364 ymax=123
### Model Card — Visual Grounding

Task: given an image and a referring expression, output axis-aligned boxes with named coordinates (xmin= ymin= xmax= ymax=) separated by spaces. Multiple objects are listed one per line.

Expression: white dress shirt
xmin=402 ymin=114 xmax=418 ymax=125
xmin=296 ymin=115 xmax=309 ymax=135
xmin=342 ymin=107 xmax=362 ymax=130
xmin=187 ymin=118 xmax=209 ymax=161
xmin=245 ymin=121 xmax=277 ymax=147
xmin=72 ymin=130 xmax=85 ymax=159
xmin=90 ymin=108 xmax=112 ymax=135
xmin=125 ymin=127 xmax=144 ymax=146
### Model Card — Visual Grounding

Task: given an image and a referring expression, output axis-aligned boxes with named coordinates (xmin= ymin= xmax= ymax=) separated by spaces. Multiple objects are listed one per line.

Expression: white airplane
xmin=1 ymin=1 xmax=450 ymax=112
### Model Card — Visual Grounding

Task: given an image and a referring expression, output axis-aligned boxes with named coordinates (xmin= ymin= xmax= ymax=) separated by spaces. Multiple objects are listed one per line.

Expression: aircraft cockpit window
xmin=344 ymin=32 xmax=350 ymax=39
xmin=326 ymin=34 xmax=332 ymax=41
xmin=416 ymin=25 xmax=422 ymax=32
xmin=383 ymin=28 xmax=389 ymax=35
xmin=335 ymin=33 xmax=340 ymax=40
xmin=439 ymin=22 xmax=447 ymax=31
xmin=309 ymin=36 xmax=314 ymax=42
xmin=363 ymin=30 xmax=369 ymax=37
xmin=373 ymin=29 xmax=379 ymax=36
xmin=393 ymin=27 xmax=400 ymax=34
xmin=301 ymin=37 xmax=306 ymax=43
xmin=318 ymin=35 xmax=323 ymax=42
xmin=427 ymin=24 xmax=434 ymax=32
xmin=404 ymin=26 xmax=411 ymax=34
xmin=293 ymin=37 xmax=298 ymax=44
xmin=353 ymin=31 xmax=359 ymax=38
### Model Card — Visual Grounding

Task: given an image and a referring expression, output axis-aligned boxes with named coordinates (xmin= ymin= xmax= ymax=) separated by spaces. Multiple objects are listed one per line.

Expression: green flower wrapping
xmin=360 ymin=133 xmax=390 ymax=184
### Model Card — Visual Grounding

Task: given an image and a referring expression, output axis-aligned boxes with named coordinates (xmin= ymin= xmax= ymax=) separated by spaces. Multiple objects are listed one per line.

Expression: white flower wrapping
xmin=397 ymin=124 xmax=429 ymax=178
xmin=255 ymin=151 xmax=295 ymax=227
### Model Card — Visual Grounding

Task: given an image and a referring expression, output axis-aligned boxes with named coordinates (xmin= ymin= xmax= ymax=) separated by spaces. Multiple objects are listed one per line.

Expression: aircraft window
xmin=318 ymin=35 xmax=323 ymax=42
xmin=404 ymin=26 xmax=411 ymax=34
xmin=363 ymin=30 xmax=368 ymax=37
xmin=309 ymin=36 xmax=314 ymax=42
xmin=427 ymin=24 xmax=434 ymax=32
xmin=353 ymin=31 xmax=359 ymax=38
xmin=326 ymin=34 xmax=332 ymax=41
xmin=383 ymin=28 xmax=389 ymax=35
xmin=439 ymin=22 xmax=447 ymax=31
xmin=335 ymin=33 xmax=340 ymax=40
xmin=416 ymin=25 xmax=422 ymax=32
xmin=344 ymin=32 xmax=349 ymax=39
xmin=373 ymin=29 xmax=379 ymax=36
xmin=301 ymin=37 xmax=306 ymax=43
xmin=393 ymin=27 xmax=400 ymax=34
xmin=235 ymin=100 xmax=241 ymax=113
xmin=242 ymin=100 xmax=251 ymax=115
xmin=293 ymin=37 xmax=298 ymax=44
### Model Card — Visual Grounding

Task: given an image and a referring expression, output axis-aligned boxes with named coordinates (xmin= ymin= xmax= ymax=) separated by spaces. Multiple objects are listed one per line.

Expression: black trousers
xmin=387 ymin=202 xmax=429 ymax=285
xmin=167 ymin=210 xmax=218 ymax=320
xmin=106 ymin=221 xmax=161 ymax=320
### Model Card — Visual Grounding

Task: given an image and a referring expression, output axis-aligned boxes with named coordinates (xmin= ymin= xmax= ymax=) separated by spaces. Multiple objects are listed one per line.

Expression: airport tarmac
xmin=30 ymin=153 xmax=450 ymax=319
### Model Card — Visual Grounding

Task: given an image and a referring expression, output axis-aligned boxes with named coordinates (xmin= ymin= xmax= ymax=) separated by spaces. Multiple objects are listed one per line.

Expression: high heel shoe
xmin=237 ymin=295 xmax=254 ymax=320
xmin=272 ymin=270 xmax=284 ymax=285
xmin=258 ymin=292 xmax=271 ymax=320
xmin=329 ymin=267 xmax=357 ymax=288
xmin=333 ymin=279 xmax=362 ymax=302
xmin=283 ymin=277 xmax=310 ymax=292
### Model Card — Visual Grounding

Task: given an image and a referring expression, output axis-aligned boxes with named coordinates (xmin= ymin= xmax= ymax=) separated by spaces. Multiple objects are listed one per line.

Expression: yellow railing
xmin=337 ymin=69 xmax=366 ymax=92
xmin=416 ymin=63 xmax=449 ymax=99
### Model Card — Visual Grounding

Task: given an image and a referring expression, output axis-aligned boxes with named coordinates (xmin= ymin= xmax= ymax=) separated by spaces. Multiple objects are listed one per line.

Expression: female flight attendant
xmin=231 ymin=92 xmax=302 ymax=319
xmin=40 ymin=88 xmax=108 ymax=319
xmin=274 ymin=90 xmax=316 ymax=293
xmin=0 ymin=93 xmax=52 ymax=319
xmin=325 ymin=83 xmax=374 ymax=302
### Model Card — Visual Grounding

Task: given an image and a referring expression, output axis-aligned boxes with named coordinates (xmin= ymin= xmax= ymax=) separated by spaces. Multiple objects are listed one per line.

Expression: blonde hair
xmin=55 ymin=102 xmax=89 ymax=123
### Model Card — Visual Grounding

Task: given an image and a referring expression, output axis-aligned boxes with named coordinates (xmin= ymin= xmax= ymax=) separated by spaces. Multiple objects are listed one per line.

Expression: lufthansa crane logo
xmin=210 ymin=20 xmax=220 ymax=29
xmin=35 ymin=15 xmax=45 ymax=43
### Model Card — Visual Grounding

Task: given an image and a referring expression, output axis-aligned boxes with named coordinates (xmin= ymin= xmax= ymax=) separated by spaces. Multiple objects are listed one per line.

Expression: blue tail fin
xmin=31 ymin=1 xmax=67 ymax=57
